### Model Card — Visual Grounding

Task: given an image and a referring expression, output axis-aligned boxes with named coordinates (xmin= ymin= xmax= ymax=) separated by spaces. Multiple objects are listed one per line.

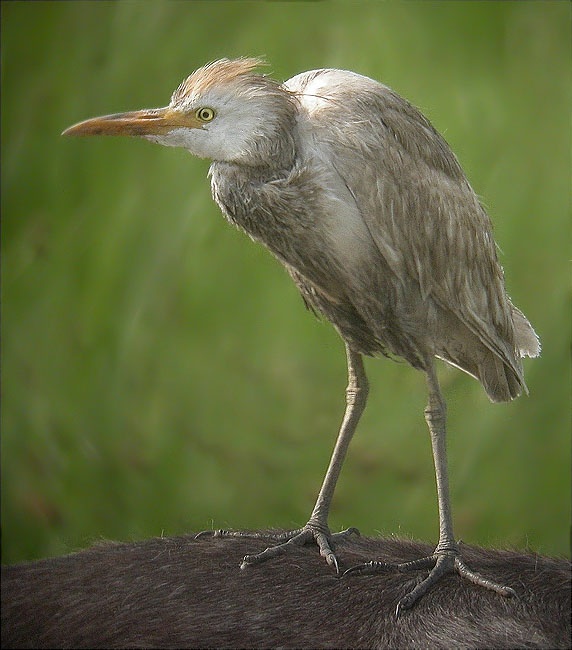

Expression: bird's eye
xmin=196 ymin=107 xmax=215 ymax=122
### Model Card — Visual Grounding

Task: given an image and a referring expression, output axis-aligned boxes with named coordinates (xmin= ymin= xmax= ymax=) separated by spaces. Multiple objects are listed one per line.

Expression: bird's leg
xmin=197 ymin=345 xmax=367 ymax=572
xmin=240 ymin=344 xmax=368 ymax=570
xmin=344 ymin=362 xmax=516 ymax=614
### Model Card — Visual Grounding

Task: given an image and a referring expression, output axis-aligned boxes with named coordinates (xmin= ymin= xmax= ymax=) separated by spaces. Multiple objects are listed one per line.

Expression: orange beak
xmin=62 ymin=107 xmax=203 ymax=137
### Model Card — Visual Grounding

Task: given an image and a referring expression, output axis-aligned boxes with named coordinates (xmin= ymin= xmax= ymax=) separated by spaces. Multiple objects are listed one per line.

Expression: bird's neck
xmin=210 ymin=141 xmax=296 ymax=187
xmin=209 ymin=156 xmax=309 ymax=256
xmin=225 ymin=95 xmax=299 ymax=173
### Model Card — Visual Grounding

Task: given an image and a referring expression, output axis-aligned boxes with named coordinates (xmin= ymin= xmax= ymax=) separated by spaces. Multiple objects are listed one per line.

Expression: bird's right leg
xmin=344 ymin=361 xmax=516 ymax=614
xmin=196 ymin=344 xmax=368 ymax=572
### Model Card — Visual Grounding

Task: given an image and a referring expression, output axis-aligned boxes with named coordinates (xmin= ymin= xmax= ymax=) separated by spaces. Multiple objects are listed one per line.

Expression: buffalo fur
xmin=2 ymin=532 xmax=570 ymax=649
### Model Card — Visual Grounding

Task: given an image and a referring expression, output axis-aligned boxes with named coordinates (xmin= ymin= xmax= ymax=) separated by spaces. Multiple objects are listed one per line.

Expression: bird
xmin=63 ymin=57 xmax=540 ymax=613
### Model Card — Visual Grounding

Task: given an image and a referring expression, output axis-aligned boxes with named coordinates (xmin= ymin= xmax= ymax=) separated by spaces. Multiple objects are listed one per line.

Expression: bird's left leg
xmin=344 ymin=361 xmax=515 ymax=614
xmin=197 ymin=344 xmax=367 ymax=571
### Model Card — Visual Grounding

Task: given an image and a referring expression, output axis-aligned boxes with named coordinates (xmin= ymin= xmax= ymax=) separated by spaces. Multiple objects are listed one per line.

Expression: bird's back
xmin=282 ymin=68 xmax=539 ymax=402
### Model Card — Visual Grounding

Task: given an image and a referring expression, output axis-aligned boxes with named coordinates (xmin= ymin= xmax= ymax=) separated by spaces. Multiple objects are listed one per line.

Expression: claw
xmin=326 ymin=552 xmax=339 ymax=574
xmin=197 ymin=526 xmax=356 ymax=572
xmin=345 ymin=549 xmax=517 ymax=613
xmin=343 ymin=561 xmax=390 ymax=577
xmin=395 ymin=591 xmax=419 ymax=617
xmin=395 ymin=600 xmax=405 ymax=618
xmin=454 ymin=556 xmax=517 ymax=597
xmin=195 ymin=529 xmax=235 ymax=540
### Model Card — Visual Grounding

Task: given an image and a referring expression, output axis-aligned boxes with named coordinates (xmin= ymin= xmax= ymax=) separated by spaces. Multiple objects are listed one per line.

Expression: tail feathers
xmin=478 ymin=352 xmax=526 ymax=403
xmin=437 ymin=348 xmax=526 ymax=403
xmin=475 ymin=302 xmax=540 ymax=403
xmin=511 ymin=304 xmax=541 ymax=358
xmin=437 ymin=303 xmax=539 ymax=403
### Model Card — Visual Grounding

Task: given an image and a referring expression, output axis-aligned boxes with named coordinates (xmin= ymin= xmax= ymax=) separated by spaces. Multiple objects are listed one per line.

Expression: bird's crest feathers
xmin=171 ymin=58 xmax=269 ymax=105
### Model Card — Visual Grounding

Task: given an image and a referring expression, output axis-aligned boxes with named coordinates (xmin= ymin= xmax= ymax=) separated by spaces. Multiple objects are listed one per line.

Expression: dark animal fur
xmin=2 ymin=532 xmax=570 ymax=649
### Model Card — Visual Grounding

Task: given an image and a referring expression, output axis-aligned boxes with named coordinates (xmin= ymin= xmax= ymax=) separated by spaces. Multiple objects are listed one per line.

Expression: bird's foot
xmin=344 ymin=543 xmax=516 ymax=616
xmin=196 ymin=525 xmax=360 ymax=573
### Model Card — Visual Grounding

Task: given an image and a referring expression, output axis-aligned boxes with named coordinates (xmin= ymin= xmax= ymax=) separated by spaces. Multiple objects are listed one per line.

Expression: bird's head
xmin=63 ymin=58 xmax=298 ymax=168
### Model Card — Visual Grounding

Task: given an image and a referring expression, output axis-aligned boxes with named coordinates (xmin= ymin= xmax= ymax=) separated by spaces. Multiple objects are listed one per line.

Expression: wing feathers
xmin=290 ymin=69 xmax=538 ymax=398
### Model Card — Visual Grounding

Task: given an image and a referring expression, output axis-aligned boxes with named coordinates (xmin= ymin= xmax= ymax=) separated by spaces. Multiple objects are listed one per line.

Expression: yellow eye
xmin=196 ymin=107 xmax=215 ymax=122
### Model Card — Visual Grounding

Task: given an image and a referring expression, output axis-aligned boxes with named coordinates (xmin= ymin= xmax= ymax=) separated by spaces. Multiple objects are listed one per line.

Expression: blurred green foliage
xmin=1 ymin=1 xmax=570 ymax=564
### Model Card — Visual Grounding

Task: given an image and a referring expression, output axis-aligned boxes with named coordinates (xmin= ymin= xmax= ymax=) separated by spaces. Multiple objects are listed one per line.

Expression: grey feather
xmin=208 ymin=66 xmax=539 ymax=401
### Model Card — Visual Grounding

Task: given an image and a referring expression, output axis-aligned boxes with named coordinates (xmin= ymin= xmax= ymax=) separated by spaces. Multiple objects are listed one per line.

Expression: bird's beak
xmin=62 ymin=107 xmax=203 ymax=137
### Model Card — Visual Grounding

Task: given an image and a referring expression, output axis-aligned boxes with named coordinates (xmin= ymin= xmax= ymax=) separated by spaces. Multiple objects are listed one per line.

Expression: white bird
xmin=63 ymin=58 xmax=540 ymax=613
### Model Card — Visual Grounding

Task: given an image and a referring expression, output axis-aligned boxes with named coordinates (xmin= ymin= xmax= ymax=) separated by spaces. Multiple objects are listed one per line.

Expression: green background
xmin=2 ymin=1 xmax=570 ymax=565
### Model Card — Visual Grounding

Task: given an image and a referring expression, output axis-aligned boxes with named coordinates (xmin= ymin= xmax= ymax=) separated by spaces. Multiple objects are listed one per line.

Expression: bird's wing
xmin=289 ymin=70 xmax=519 ymax=370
